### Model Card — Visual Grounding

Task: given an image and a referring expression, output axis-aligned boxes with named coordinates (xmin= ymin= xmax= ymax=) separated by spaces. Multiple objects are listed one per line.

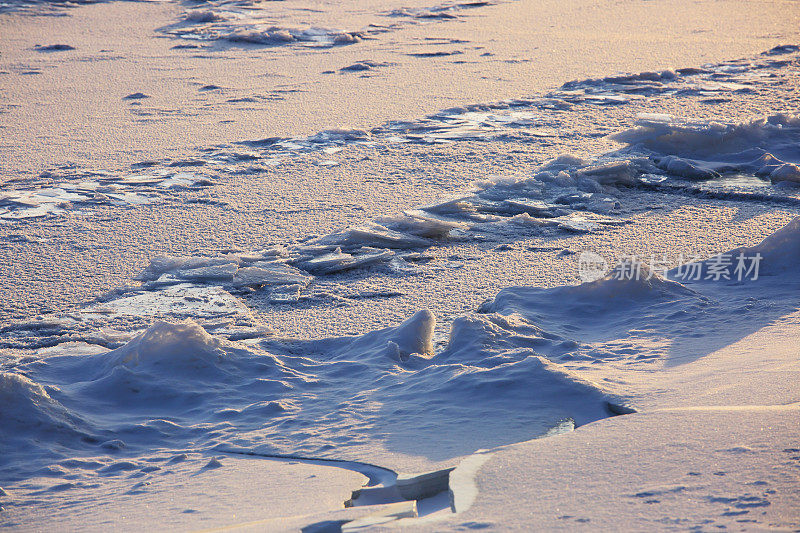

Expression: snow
xmin=674 ymin=216 xmax=800 ymax=278
xmin=2 ymin=0 xmax=800 ymax=529
xmin=612 ymin=113 xmax=800 ymax=184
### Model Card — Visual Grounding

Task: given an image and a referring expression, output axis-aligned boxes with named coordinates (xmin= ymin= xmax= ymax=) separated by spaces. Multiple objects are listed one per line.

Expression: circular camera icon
xmin=578 ymin=251 xmax=608 ymax=282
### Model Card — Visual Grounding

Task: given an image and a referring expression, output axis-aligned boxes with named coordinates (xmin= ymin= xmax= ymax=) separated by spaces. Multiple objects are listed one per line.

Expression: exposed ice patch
xmin=84 ymin=284 xmax=251 ymax=319
xmin=0 ymin=170 xmax=213 ymax=219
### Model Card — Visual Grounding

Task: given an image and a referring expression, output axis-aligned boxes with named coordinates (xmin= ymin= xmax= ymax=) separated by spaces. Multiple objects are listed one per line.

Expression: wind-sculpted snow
xmin=6 ymin=217 xmax=800 ymax=513
xmin=670 ymin=216 xmax=800 ymax=279
xmin=478 ymin=217 xmax=800 ymax=363
xmin=0 ymin=309 xmax=617 ymax=496
xmin=612 ymin=114 xmax=800 ymax=183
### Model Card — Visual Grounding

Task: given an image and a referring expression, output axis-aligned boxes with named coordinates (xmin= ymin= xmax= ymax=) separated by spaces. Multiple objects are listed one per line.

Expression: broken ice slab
xmin=396 ymin=468 xmax=455 ymax=501
xmin=116 ymin=175 xmax=164 ymax=186
xmin=137 ymin=255 xmax=242 ymax=281
xmin=177 ymin=262 xmax=239 ymax=282
xmin=314 ymin=222 xmax=431 ymax=250
xmin=0 ymin=203 xmax=65 ymax=219
xmin=84 ymin=284 xmax=250 ymax=318
xmin=382 ymin=209 xmax=469 ymax=238
xmin=556 ymin=218 xmax=601 ymax=233
xmin=296 ymin=247 xmax=394 ymax=274
xmin=157 ymin=172 xmax=214 ymax=188
xmin=0 ymin=188 xmax=84 ymax=218
xmin=266 ymin=283 xmax=303 ymax=303
xmin=232 ymin=262 xmax=312 ymax=288
xmin=105 ymin=192 xmax=157 ymax=205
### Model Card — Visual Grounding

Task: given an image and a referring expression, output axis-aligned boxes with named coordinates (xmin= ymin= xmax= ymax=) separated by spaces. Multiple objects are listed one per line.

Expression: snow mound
xmin=0 ymin=372 xmax=93 ymax=459
xmin=742 ymin=217 xmax=800 ymax=275
xmin=672 ymin=216 xmax=800 ymax=279
xmin=483 ymin=267 xmax=697 ymax=317
xmin=612 ymin=114 xmax=800 ymax=183
xmin=332 ymin=309 xmax=435 ymax=363
xmin=103 ymin=320 xmax=224 ymax=370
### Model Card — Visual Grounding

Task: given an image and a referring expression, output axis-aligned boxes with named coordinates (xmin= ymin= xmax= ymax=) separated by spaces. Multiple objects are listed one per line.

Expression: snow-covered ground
xmin=1 ymin=0 xmax=799 ymax=531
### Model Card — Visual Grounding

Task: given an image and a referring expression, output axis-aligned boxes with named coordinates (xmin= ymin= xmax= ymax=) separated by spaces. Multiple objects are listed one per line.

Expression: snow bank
xmin=482 ymin=266 xmax=697 ymax=318
xmin=103 ymin=320 xmax=223 ymax=369
xmin=0 ymin=372 xmax=90 ymax=444
xmin=612 ymin=113 xmax=800 ymax=183
xmin=476 ymin=266 xmax=708 ymax=360
xmin=672 ymin=216 xmax=800 ymax=279
xmin=1 ymin=301 xmax=623 ymax=489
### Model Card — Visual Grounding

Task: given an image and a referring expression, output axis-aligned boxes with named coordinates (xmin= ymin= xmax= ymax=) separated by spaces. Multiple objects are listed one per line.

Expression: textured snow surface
xmin=0 ymin=309 xmax=617 ymax=478
xmin=2 ymin=22 xmax=800 ymax=529
xmin=4 ymin=215 xmax=800 ymax=528
xmin=3 ymin=48 xmax=799 ymax=223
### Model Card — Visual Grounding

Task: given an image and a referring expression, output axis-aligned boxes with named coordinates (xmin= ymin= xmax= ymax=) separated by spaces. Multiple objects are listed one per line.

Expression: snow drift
xmin=0 ymin=306 xmax=621 ymax=487
xmin=671 ymin=216 xmax=800 ymax=280
xmin=613 ymin=113 xmax=800 ymax=183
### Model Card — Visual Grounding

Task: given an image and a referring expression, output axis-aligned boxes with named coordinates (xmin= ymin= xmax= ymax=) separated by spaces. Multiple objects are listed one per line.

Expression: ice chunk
xmin=314 ymin=222 xmax=431 ymax=250
xmin=232 ymin=262 xmax=312 ymax=287
xmin=769 ymin=163 xmax=800 ymax=184
xmin=382 ymin=210 xmax=469 ymax=238
xmin=557 ymin=218 xmax=601 ymax=233
xmin=576 ymin=161 xmax=640 ymax=186
xmin=297 ymin=247 xmax=394 ymax=274
xmin=653 ymin=155 xmax=721 ymax=180
xmin=177 ymin=262 xmax=239 ymax=282
xmin=85 ymin=284 xmax=250 ymax=318
xmin=137 ymin=255 xmax=241 ymax=282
